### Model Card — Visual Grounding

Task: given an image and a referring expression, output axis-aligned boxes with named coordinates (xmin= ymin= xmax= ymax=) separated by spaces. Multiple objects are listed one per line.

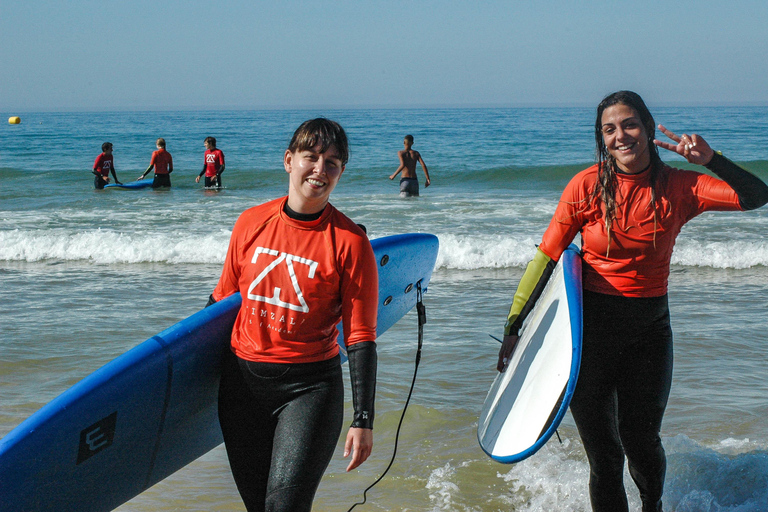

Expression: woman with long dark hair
xmin=497 ymin=91 xmax=768 ymax=511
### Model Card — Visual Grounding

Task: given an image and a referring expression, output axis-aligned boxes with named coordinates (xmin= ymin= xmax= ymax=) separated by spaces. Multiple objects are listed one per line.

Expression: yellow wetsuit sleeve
xmin=503 ymin=248 xmax=556 ymax=336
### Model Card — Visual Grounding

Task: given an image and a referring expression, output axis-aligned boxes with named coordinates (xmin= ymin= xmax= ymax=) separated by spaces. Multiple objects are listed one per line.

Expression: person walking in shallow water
xmin=496 ymin=90 xmax=768 ymax=512
xmin=389 ymin=134 xmax=431 ymax=197
xmin=207 ymin=119 xmax=378 ymax=512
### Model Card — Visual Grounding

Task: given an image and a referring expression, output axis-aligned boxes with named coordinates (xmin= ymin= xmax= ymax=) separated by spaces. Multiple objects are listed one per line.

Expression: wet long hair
xmin=288 ymin=118 xmax=349 ymax=166
xmin=593 ymin=90 xmax=663 ymax=254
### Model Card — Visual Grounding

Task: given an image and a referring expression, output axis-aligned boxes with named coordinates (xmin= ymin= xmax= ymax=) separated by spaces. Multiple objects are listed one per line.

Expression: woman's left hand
xmin=344 ymin=427 xmax=373 ymax=471
xmin=654 ymin=124 xmax=715 ymax=166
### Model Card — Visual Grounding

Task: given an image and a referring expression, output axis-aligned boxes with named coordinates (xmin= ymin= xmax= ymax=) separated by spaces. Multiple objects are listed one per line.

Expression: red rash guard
xmin=213 ymin=197 xmax=378 ymax=363
xmin=539 ymin=164 xmax=742 ymax=297
xmin=150 ymin=149 xmax=173 ymax=174
xmin=204 ymin=149 xmax=225 ymax=177
xmin=93 ymin=153 xmax=114 ymax=177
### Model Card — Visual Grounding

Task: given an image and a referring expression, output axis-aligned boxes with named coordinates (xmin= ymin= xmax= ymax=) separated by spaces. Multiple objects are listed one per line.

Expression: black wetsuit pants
xmin=569 ymin=291 xmax=673 ymax=512
xmin=218 ymin=350 xmax=344 ymax=512
xmin=151 ymin=173 xmax=171 ymax=188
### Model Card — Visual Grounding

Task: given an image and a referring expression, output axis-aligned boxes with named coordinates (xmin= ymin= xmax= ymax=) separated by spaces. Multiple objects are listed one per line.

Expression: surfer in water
xmin=206 ymin=119 xmax=378 ymax=512
xmin=196 ymin=136 xmax=225 ymax=189
xmin=389 ymin=134 xmax=431 ymax=196
xmin=138 ymin=138 xmax=173 ymax=188
xmin=497 ymin=90 xmax=768 ymax=512
xmin=92 ymin=142 xmax=122 ymax=189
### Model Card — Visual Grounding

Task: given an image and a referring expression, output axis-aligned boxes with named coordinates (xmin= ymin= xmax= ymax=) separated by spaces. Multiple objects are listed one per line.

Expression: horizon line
xmin=5 ymin=100 xmax=768 ymax=114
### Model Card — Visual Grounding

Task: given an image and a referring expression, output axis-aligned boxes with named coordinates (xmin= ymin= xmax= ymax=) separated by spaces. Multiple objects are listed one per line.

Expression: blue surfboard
xmin=104 ymin=179 xmax=154 ymax=189
xmin=0 ymin=233 xmax=439 ymax=512
xmin=477 ymin=245 xmax=582 ymax=463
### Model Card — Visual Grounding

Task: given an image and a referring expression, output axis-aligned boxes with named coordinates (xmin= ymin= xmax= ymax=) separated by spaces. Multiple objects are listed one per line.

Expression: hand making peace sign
xmin=653 ymin=124 xmax=715 ymax=166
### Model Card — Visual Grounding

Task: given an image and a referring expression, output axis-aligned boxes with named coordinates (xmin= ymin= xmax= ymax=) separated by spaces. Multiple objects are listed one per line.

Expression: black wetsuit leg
xmin=152 ymin=174 xmax=171 ymax=188
xmin=218 ymin=350 xmax=344 ymax=512
xmin=94 ymin=175 xmax=107 ymax=189
xmin=205 ymin=175 xmax=222 ymax=189
xmin=569 ymin=291 xmax=673 ymax=512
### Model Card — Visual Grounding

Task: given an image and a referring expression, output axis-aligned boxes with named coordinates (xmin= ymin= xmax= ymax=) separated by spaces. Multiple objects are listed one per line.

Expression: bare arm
xmin=389 ymin=151 xmax=406 ymax=180
xmin=418 ymin=153 xmax=431 ymax=187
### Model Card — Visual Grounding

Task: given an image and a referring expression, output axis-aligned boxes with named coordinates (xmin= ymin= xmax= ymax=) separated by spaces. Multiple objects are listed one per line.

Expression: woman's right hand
xmin=344 ymin=427 xmax=373 ymax=472
xmin=497 ymin=334 xmax=520 ymax=372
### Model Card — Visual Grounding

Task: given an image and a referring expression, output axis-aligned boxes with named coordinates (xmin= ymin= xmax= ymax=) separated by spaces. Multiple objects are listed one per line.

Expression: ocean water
xmin=1 ymin=107 xmax=768 ymax=511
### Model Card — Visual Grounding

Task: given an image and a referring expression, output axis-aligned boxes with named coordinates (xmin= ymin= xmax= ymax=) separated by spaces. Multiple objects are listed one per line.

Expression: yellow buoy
xmin=8 ymin=116 xmax=21 ymax=124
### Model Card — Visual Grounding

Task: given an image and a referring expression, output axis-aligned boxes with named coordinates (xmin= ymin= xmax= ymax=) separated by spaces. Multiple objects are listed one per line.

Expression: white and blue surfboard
xmin=478 ymin=245 xmax=582 ymax=464
xmin=0 ymin=233 xmax=439 ymax=512
xmin=104 ymin=178 xmax=154 ymax=189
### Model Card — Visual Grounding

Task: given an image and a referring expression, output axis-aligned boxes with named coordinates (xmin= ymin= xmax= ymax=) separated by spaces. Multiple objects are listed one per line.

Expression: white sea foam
xmin=490 ymin=434 xmax=768 ymax=512
xmin=434 ymin=233 xmax=768 ymax=270
xmin=495 ymin=439 xmax=601 ymax=511
xmin=0 ymin=229 xmax=231 ymax=264
xmin=435 ymin=233 xmax=540 ymax=270
xmin=2 ymin=228 xmax=767 ymax=270
xmin=672 ymin=239 xmax=768 ymax=269
xmin=426 ymin=463 xmax=463 ymax=511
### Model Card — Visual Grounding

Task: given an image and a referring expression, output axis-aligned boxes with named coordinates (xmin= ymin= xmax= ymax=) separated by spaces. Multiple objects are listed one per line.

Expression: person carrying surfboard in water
xmin=196 ymin=136 xmax=225 ymax=189
xmin=207 ymin=118 xmax=378 ymax=512
xmin=497 ymin=90 xmax=768 ymax=512
xmin=389 ymin=134 xmax=431 ymax=196
xmin=92 ymin=142 xmax=122 ymax=189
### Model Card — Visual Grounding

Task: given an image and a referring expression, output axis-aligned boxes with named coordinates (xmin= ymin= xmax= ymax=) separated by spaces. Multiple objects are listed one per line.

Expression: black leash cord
xmin=347 ymin=281 xmax=426 ymax=512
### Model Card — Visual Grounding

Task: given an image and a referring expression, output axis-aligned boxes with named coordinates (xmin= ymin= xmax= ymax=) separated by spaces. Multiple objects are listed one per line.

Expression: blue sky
xmin=2 ymin=0 xmax=767 ymax=110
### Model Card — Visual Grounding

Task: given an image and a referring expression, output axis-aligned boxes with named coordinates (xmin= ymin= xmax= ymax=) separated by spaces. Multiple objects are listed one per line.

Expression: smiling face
xmin=284 ymin=143 xmax=345 ymax=214
xmin=600 ymin=103 xmax=651 ymax=174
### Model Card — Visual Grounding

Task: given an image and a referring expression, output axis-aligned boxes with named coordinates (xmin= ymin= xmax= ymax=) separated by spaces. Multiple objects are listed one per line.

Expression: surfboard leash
xmin=347 ymin=280 xmax=426 ymax=512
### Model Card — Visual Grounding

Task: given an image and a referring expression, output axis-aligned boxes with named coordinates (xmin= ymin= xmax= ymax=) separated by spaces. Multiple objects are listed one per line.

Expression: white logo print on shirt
xmin=247 ymin=247 xmax=318 ymax=313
